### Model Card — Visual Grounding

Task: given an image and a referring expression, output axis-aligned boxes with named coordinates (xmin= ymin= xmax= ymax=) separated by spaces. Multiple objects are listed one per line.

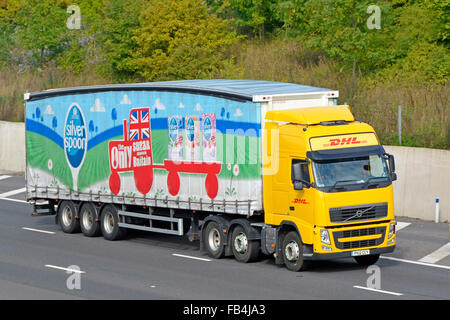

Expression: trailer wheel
xmin=203 ymin=221 xmax=225 ymax=259
xmin=231 ymin=225 xmax=260 ymax=263
xmin=100 ymin=205 xmax=126 ymax=241
xmin=80 ymin=202 xmax=101 ymax=237
xmin=58 ymin=201 xmax=80 ymax=233
xmin=282 ymin=231 xmax=306 ymax=272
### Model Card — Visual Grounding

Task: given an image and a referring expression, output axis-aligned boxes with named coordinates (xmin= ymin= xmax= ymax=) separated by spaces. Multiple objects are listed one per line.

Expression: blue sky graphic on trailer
xmin=26 ymin=90 xmax=261 ymax=151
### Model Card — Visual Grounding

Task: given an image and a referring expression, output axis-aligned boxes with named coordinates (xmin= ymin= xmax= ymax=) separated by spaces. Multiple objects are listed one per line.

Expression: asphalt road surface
xmin=0 ymin=174 xmax=449 ymax=300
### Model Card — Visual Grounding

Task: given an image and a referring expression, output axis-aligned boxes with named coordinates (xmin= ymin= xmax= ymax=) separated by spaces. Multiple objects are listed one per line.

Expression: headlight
xmin=388 ymin=222 xmax=395 ymax=238
xmin=320 ymin=229 xmax=331 ymax=245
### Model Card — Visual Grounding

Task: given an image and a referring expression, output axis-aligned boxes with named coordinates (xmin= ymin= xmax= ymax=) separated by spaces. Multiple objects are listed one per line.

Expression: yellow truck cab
xmin=263 ymin=105 xmax=396 ymax=271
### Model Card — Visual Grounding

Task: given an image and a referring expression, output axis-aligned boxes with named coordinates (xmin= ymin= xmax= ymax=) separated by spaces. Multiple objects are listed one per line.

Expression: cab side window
xmin=291 ymin=159 xmax=310 ymax=185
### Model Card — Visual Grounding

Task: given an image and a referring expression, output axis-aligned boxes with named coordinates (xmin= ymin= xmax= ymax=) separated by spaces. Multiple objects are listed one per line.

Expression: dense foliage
xmin=0 ymin=0 xmax=448 ymax=148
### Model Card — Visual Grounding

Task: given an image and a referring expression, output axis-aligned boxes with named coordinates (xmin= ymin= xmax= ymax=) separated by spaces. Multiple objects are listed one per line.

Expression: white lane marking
xmin=418 ymin=242 xmax=450 ymax=264
xmin=0 ymin=187 xmax=26 ymax=198
xmin=353 ymin=285 xmax=403 ymax=296
xmin=45 ymin=265 xmax=85 ymax=274
xmin=396 ymin=222 xmax=411 ymax=231
xmin=0 ymin=175 xmax=12 ymax=181
xmin=0 ymin=197 xmax=28 ymax=203
xmin=381 ymin=255 xmax=450 ymax=270
xmin=22 ymin=227 xmax=55 ymax=234
xmin=172 ymin=253 xmax=211 ymax=262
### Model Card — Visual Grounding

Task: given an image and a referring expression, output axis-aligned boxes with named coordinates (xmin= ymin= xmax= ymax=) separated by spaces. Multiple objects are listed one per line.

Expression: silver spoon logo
xmin=64 ymin=103 xmax=87 ymax=169
xmin=64 ymin=103 xmax=87 ymax=191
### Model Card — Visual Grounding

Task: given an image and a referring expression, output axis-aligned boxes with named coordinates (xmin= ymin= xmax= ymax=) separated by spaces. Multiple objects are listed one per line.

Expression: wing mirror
xmin=386 ymin=153 xmax=397 ymax=181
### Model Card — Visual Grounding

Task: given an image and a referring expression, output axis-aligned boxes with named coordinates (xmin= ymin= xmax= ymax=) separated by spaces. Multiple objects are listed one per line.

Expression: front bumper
xmin=303 ymin=245 xmax=395 ymax=260
xmin=303 ymin=220 xmax=396 ymax=260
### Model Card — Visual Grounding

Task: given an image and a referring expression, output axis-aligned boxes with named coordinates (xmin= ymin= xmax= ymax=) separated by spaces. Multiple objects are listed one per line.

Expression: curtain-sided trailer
xmin=25 ymin=80 xmax=337 ymax=217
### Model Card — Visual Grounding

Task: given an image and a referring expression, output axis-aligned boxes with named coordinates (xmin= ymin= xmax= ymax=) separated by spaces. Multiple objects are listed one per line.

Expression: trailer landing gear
xmin=188 ymin=216 xmax=200 ymax=242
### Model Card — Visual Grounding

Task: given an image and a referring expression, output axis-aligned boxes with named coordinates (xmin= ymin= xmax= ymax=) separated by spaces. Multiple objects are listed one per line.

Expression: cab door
xmin=290 ymin=158 xmax=315 ymax=243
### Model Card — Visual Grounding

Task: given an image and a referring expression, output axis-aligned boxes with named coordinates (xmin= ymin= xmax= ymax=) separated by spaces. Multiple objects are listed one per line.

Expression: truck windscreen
xmin=312 ymin=154 xmax=390 ymax=192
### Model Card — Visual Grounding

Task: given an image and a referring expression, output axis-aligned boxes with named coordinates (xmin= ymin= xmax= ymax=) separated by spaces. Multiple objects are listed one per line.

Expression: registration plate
xmin=351 ymin=249 xmax=370 ymax=256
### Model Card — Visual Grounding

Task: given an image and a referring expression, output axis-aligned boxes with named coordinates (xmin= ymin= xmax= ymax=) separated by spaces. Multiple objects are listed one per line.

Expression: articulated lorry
xmin=24 ymin=80 xmax=397 ymax=271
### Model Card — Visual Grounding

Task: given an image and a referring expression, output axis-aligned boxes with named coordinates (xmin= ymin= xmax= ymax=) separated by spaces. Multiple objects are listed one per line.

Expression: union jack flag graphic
xmin=129 ymin=108 xmax=150 ymax=140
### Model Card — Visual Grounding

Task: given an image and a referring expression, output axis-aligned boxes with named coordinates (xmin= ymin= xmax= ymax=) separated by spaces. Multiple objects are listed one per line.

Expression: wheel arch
xmin=274 ymin=220 xmax=303 ymax=265
xmin=229 ymin=218 xmax=261 ymax=241
xmin=279 ymin=220 xmax=302 ymax=242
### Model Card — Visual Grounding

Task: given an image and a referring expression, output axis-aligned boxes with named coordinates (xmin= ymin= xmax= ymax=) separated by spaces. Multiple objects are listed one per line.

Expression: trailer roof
xmin=26 ymin=79 xmax=337 ymax=102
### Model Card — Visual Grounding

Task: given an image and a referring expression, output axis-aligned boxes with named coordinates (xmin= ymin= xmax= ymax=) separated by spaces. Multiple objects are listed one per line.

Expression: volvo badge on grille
xmin=344 ymin=206 xmax=374 ymax=222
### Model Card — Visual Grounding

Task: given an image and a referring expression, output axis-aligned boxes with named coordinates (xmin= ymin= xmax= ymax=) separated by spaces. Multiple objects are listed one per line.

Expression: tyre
xmin=58 ymin=201 xmax=80 ymax=233
xmin=79 ymin=202 xmax=101 ymax=237
xmin=100 ymin=204 xmax=127 ymax=241
xmin=231 ymin=225 xmax=260 ymax=263
xmin=203 ymin=221 xmax=225 ymax=259
xmin=282 ymin=231 xmax=306 ymax=272
xmin=354 ymin=254 xmax=380 ymax=266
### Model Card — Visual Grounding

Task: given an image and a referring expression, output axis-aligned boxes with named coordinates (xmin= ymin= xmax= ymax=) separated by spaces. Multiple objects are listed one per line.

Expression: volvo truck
xmin=24 ymin=80 xmax=397 ymax=271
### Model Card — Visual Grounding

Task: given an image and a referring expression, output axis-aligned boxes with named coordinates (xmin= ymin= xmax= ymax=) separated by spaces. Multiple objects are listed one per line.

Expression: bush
xmin=128 ymin=0 xmax=240 ymax=81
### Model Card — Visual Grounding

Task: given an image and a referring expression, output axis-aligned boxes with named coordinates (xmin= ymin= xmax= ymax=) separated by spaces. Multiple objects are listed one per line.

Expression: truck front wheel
xmin=231 ymin=225 xmax=260 ymax=263
xmin=203 ymin=221 xmax=225 ymax=259
xmin=282 ymin=231 xmax=306 ymax=272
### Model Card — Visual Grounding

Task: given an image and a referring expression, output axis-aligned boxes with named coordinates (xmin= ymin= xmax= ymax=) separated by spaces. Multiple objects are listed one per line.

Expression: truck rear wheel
xmin=282 ymin=231 xmax=306 ymax=272
xmin=80 ymin=202 xmax=101 ymax=237
xmin=231 ymin=225 xmax=260 ymax=263
xmin=100 ymin=205 xmax=127 ymax=241
xmin=58 ymin=201 xmax=80 ymax=233
xmin=203 ymin=221 xmax=225 ymax=259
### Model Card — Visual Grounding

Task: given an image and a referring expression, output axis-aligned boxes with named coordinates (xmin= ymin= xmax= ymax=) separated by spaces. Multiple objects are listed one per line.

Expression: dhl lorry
xmin=24 ymin=80 xmax=397 ymax=271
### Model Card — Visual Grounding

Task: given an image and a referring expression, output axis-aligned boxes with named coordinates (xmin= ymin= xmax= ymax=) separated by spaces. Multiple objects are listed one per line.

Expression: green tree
xmin=4 ymin=0 xmax=71 ymax=68
xmin=130 ymin=0 xmax=240 ymax=81
xmin=99 ymin=0 xmax=147 ymax=82
xmin=0 ymin=0 xmax=15 ymax=66
xmin=0 ymin=0 xmax=104 ymax=72
xmin=288 ymin=0 xmax=399 ymax=75
xmin=377 ymin=1 xmax=450 ymax=84
xmin=207 ymin=0 xmax=282 ymax=39
xmin=56 ymin=0 xmax=105 ymax=74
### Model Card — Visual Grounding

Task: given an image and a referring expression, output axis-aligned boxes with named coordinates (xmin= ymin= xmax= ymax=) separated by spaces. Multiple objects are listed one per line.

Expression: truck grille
xmin=329 ymin=203 xmax=388 ymax=223
xmin=333 ymin=226 xmax=386 ymax=250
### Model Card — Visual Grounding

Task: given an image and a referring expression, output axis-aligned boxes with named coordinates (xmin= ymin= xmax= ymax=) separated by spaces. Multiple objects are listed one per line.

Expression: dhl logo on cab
xmin=327 ymin=136 xmax=366 ymax=147
xmin=292 ymin=198 xmax=309 ymax=205
xmin=309 ymin=133 xmax=378 ymax=151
